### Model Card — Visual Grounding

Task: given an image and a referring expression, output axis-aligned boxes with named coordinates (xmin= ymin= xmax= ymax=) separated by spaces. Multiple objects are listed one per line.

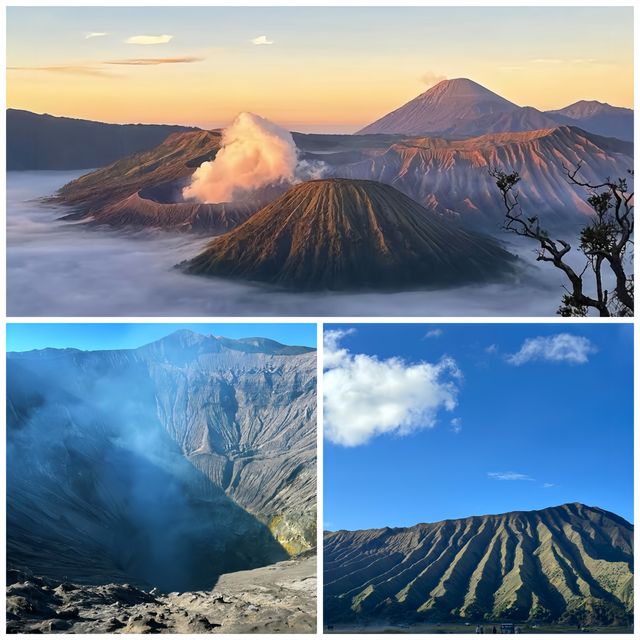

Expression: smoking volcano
xmin=7 ymin=331 xmax=317 ymax=601
xmin=54 ymin=130 xmax=272 ymax=233
xmin=54 ymin=113 xmax=325 ymax=233
xmin=183 ymin=112 xmax=306 ymax=204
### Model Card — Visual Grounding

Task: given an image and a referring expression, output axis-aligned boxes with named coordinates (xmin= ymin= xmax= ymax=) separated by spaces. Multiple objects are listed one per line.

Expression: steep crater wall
xmin=7 ymin=332 xmax=316 ymax=592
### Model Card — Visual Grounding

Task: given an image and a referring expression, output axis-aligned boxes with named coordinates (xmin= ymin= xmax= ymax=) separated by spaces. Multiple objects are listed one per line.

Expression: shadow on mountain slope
xmin=7 ymin=351 xmax=289 ymax=594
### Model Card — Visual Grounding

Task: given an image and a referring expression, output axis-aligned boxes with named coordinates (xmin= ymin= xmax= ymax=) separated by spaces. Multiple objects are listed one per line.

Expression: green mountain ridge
xmin=324 ymin=503 xmax=633 ymax=627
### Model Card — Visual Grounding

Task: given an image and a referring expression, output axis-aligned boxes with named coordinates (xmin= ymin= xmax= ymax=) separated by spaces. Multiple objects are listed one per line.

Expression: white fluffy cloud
xmin=323 ymin=328 xmax=355 ymax=369
xmin=488 ymin=471 xmax=533 ymax=481
xmin=506 ymin=333 xmax=596 ymax=366
xmin=323 ymin=330 xmax=461 ymax=447
xmin=252 ymin=35 xmax=274 ymax=45
xmin=85 ymin=32 xmax=108 ymax=39
xmin=424 ymin=328 xmax=443 ymax=338
xmin=450 ymin=417 xmax=462 ymax=434
xmin=125 ymin=34 xmax=173 ymax=45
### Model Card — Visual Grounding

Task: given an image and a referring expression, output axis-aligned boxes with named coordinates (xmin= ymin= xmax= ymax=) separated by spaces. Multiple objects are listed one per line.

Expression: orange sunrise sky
xmin=6 ymin=6 xmax=634 ymax=133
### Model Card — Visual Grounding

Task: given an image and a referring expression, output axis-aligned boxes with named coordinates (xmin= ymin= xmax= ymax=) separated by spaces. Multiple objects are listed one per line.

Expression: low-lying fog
xmin=8 ymin=171 xmax=580 ymax=317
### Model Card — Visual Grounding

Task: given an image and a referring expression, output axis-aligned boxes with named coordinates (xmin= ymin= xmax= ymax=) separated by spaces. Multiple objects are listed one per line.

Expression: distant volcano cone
xmin=183 ymin=178 xmax=517 ymax=291
xmin=357 ymin=77 xmax=518 ymax=135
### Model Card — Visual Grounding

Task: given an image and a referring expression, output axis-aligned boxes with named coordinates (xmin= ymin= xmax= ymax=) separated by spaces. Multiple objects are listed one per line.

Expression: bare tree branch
xmin=490 ymin=164 xmax=633 ymax=317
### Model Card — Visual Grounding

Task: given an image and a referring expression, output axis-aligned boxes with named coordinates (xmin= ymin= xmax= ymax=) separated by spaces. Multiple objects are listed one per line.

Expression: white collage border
xmin=1 ymin=1 xmax=638 ymax=639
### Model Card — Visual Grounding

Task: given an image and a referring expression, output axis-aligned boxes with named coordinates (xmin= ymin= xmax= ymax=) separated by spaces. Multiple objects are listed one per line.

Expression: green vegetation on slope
xmin=324 ymin=503 xmax=633 ymax=627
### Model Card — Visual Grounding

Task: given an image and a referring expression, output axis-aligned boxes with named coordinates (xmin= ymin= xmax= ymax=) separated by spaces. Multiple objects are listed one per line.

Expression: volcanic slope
xmin=545 ymin=101 xmax=633 ymax=142
xmin=52 ymin=119 xmax=633 ymax=234
xmin=51 ymin=130 xmax=270 ymax=233
xmin=357 ymin=78 xmax=518 ymax=136
xmin=6 ymin=108 xmax=196 ymax=171
xmin=54 ymin=129 xmax=221 ymax=210
xmin=357 ymin=78 xmax=634 ymax=142
xmin=338 ymin=126 xmax=633 ymax=226
xmin=324 ymin=503 xmax=633 ymax=627
xmin=442 ymin=106 xmax=559 ymax=138
xmin=183 ymin=178 xmax=517 ymax=291
xmin=7 ymin=331 xmax=317 ymax=593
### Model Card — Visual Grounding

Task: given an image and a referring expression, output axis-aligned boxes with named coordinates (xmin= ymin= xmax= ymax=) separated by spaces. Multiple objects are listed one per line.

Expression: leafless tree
xmin=490 ymin=164 xmax=633 ymax=317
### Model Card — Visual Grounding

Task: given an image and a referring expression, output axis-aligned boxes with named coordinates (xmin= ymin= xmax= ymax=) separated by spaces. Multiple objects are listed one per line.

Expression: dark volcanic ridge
xmin=324 ymin=503 xmax=633 ymax=627
xmin=6 ymin=108 xmax=198 ymax=171
xmin=183 ymin=178 xmax=517 ymax=291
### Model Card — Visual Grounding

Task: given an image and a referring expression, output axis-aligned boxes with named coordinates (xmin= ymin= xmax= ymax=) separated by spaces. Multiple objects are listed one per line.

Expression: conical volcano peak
xmin=184 ymin=178 xmax=516 ymax=291
xmin=358 ymin=77 xmax=518 ymax=135
xmin=420 ymin=77 xmax=506 ymax=100
xmin=272 ymin=177 xmax=413 ymax=205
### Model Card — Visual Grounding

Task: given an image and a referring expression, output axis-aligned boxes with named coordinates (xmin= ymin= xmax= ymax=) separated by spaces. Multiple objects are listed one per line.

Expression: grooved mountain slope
xmin=324 ymin=504 xmax=633 ymax=626
xmin=53 ymin=122 xmax=632 ymax=236
xmin=184 ymin=179 xmax=516 ymax=290
xmin=50 ymin=129 xmax=286 ymax=232
xmin=7 ymin=331 xmax=316 ymax=592
xmin=54 ymin=130 xmax=222 ymax=211
xmin=338 ymin=126 xmax=633 ymax=224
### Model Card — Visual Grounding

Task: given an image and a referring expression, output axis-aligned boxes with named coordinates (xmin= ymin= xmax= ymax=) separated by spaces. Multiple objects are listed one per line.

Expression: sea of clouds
xmin=8 ymin=171 xmax=570 ymax=317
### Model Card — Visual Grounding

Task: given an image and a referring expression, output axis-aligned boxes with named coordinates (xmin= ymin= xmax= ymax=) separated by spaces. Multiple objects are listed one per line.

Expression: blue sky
xmin=324 ymin=323 xmax=634 ymax=530
xmin=7 ymin=323 xmax=317 ymax=352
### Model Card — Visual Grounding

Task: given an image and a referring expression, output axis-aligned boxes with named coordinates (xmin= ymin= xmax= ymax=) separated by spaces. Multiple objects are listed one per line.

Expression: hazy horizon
xmin=7 ymin=6 xmax=633 ymax=133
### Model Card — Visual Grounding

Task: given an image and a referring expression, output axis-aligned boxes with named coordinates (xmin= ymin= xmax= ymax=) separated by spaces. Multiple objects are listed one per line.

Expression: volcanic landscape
xmin=6 ymin=78 xmax=634 ymax=314
xmin=6 ymin=330 xmax=317 ymax=633
xmin=324 ymin=503 xmax=634 ymax=631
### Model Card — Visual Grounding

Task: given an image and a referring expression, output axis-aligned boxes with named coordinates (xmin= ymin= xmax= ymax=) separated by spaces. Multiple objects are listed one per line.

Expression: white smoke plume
xmin=183 ymin=112 xmax=326 ymax=204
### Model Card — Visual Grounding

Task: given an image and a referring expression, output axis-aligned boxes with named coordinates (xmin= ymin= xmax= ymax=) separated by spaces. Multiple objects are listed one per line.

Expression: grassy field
xmin=324 ymin=622 xmax=635 ymax=634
